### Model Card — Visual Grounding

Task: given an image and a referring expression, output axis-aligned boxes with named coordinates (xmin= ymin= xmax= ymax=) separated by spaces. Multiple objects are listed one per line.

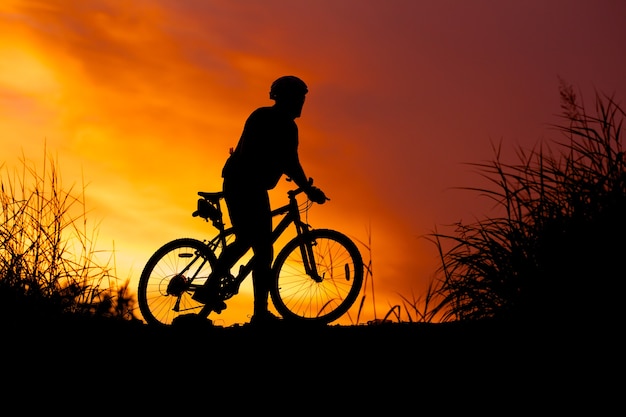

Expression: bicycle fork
xmin=298 ymin=234 xmax=323 ymax=282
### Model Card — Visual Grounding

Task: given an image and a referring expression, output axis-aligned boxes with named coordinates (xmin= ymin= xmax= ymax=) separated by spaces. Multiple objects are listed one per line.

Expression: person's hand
xmin=306 ymin=186 xmax=328 ymax=204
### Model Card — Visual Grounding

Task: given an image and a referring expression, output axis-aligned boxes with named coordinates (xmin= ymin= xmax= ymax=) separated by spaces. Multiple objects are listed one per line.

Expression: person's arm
xmin=285 ymin=157 xmax=327 ymax=203
xmin=282 ymin=124 xmax=327 ymax=203
xmin=285 ymin=156 xmax=310 ymax=190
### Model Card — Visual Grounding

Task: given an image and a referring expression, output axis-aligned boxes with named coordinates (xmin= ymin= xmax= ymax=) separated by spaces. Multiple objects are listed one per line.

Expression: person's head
xmin=269 ymin=75 xmax=308 ymax=118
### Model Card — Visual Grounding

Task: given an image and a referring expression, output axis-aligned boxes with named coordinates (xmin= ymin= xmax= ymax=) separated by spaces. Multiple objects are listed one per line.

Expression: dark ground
xmin=1 ymin=314 xmax=617 ymax=414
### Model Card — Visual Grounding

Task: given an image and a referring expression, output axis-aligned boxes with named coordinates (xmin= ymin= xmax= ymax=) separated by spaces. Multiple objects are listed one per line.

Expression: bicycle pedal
xmin=211 ymin=300 xmax=227 ymax=314
xmin=197 ymin=299 xmax=226 ymax=315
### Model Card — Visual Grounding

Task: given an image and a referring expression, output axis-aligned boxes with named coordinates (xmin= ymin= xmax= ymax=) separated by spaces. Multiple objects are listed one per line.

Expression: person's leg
xmin=212 ymin=237 xmax=247 ymax=277
xmin=191 ymin=237 xmax=247 ymax=303
xmin=192 ymin=183 xmax=252 ymax=307
xmin=250 ymin=225 xmax=273 ymax=317
xmin=229 ymin=190 xmax=273 ymax=318
xmin=222 ymin=184 xmax=275 ymax=320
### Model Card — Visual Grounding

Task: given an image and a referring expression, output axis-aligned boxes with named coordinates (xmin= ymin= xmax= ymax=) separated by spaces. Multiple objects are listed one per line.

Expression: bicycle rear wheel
xmin=271 ymin=229 xmax=364 ymax=324
xmin=138 ymin=238 xmax=217 ymax=326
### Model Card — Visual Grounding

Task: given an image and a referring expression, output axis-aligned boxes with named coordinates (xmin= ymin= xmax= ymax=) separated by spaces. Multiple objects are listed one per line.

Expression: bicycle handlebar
xmin=197 ymin=177 xmax=328 ymax=203
xmin=286 ymin=177 xmax=330 ymax=202
xmin=287 ymin=185 xmax=306 ymax=198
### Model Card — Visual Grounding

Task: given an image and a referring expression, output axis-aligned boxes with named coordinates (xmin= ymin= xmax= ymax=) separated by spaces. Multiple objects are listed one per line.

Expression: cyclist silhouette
xmin=193 ymin=75 xmax=327 ymax=325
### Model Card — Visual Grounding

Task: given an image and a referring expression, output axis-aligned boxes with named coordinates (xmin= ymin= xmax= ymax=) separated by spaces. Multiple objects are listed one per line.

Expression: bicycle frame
xmin=199 ymin=187 xmax=321 ymax=291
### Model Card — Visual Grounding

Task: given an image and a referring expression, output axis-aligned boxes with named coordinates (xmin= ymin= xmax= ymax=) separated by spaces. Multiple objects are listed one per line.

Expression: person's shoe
xmin=249 ymin=311 xmax=282 ymax=326
xmin=208 ymin=299 xmax=227 ymax=314
xmin=192 ymin=287 xmax=227 ymax=313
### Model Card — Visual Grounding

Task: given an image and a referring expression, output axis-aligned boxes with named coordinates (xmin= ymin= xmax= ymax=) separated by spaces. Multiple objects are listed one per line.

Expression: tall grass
xmin=426 ymin=81 xmax=625 ymax=323
xmin=0 ymin=150 xmax=137 ymax=322
xmin=355 ymin=224 xmax=443 ymax=325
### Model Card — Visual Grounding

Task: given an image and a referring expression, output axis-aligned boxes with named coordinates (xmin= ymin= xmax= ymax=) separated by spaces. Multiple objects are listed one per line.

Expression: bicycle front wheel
xmin=138 ymin=238 xmax=217 ymax=326
xmin=271 ymin=229 xmax=364 ymax=324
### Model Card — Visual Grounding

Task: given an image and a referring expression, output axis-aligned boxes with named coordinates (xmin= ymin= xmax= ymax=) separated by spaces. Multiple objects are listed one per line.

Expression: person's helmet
xmin=269 ymin=75 xmax=308 ymax=100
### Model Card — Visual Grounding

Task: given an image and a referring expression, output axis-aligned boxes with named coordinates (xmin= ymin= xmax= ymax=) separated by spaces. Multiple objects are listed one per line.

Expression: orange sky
xmin=2 ymin=0 xmax=626 ymax=326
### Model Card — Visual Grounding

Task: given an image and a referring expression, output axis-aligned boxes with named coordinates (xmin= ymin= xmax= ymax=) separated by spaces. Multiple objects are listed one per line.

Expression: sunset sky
xmin=2 ymin=0 xmax=625 ymax=326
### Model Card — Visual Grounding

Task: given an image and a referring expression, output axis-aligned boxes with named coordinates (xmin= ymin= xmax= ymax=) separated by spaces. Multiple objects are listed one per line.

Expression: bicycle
xmin=137 ymin=181 xmax=364 ymax=327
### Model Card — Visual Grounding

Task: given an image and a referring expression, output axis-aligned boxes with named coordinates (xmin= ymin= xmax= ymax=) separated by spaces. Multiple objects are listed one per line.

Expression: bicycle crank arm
xmin=172 ymin=296 xmax=182 ymax=312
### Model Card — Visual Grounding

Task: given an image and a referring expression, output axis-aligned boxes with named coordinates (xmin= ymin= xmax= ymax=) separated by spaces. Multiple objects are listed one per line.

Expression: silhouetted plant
xmin=428 ymin=82 xmax=625 ymax=323
xmin=353 ymin=225 xmax=377 ymax=324
xmin=395 ymin=279 xmax=443 ymax=323
xmin=0 ymin=151 xmax=137 ymax=321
